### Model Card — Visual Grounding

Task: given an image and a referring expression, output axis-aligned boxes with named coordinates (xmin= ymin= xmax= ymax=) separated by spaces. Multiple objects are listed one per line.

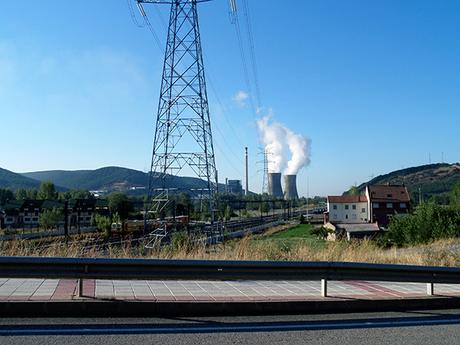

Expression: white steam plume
xmin=256 ymin=116 xmax=311 ymax=175
xmin=285 ymin=129 xmax=311 ymax=175
xmin=256 ymin=116 xmax=287 ymax=173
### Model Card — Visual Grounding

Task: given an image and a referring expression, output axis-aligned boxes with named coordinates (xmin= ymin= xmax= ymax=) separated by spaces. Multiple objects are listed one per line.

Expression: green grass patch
xmin=269 ymin=224 xmax=317 ymax=239
xmin=255 ymin=224 xmax=326 ymax=250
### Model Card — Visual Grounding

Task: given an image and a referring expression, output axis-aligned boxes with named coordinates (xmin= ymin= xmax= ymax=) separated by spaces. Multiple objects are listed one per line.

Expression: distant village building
xmin=325 ymin=184 xmax=411 ymax=240
xmin=2 ymin=200 xmax=43 ymax=228
xmin=0 ymin=198 xmax=109 ymax=230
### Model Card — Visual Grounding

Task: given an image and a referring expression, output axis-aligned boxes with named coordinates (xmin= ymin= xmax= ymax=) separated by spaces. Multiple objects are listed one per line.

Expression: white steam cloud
xmin=256 ymin=116 xmax=311 ymax=175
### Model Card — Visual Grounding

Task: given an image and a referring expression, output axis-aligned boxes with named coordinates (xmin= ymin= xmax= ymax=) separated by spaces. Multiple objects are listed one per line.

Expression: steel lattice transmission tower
xmin=138 ymin=0 xmax=218 ymax=221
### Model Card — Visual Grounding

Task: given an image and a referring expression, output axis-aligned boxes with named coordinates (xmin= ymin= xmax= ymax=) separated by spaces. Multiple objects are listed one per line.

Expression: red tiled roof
xmin=327 ymin=195 xmax=368 ymax=203
xmin=368 ymin=185 xmax=410 ymax=202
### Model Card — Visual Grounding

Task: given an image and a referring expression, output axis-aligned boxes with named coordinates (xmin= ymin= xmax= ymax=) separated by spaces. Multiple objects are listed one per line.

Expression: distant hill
xmin=21 ymin=166 xmax=226 ymax=195
xmin=0 ymin=168 xmax=41 ymax=190
xmin=346 ymin=163 xmax=460 ymax=203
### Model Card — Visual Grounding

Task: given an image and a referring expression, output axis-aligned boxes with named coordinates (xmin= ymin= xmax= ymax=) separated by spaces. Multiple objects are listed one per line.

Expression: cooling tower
xmin=284 ymin=174 xmax=299 ymax=200
xmin=268 ymin=173 xmax=283 ymax=198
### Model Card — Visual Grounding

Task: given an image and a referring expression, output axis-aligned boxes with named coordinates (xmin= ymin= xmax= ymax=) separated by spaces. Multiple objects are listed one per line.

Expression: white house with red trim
xmin=326 ymin=195 xmax=369 ymax=223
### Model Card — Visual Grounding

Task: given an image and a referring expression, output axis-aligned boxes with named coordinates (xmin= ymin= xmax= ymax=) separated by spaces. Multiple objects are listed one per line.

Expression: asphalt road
xmin=1 ymin=309 xmax=460 ymax=344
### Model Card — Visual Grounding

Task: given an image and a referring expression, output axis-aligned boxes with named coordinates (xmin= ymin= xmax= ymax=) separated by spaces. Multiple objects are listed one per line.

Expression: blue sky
xmin=0 ymin=0 xmax=459 ymax=196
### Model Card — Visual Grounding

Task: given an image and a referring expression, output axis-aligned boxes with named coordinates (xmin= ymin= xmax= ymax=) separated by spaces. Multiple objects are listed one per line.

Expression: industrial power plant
xmin=267 ymin=172 xmax=300 ymax=200
xmin=257 ymin=116 xmax=310 ymax=200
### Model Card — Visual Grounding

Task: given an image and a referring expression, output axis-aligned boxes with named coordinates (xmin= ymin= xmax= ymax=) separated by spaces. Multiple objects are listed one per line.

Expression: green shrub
xmin=311 ymin=226 xmax=330 ymax=239
xmin=170 ymin=232 xmax=192 ymax=252
xmin=387 ymin=203 xmax=460 ymax=246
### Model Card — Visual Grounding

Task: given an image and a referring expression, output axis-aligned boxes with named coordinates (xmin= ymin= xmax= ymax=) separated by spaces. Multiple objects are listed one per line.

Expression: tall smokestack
xmin=268 ymin=173 xmax=283 ymax=198
xmin=245 ymin=147 xmax=248 ymax=195
xmin=284 ymin=174 xmax=299 ymax=200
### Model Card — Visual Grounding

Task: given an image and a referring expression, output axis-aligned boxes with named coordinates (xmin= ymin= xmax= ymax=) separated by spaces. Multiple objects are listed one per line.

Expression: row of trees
xmin=0 ymin=182 xmax=93 ymax=206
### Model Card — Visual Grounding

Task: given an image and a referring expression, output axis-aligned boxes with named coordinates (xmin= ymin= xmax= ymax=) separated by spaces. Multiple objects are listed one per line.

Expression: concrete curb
xmin=2 ymin=296 xmax=460 ymax=317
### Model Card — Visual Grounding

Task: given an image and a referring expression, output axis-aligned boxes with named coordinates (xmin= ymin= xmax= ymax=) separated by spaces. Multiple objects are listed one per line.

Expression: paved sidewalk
xmin=1 ymin=279 xmax=460 ymax=302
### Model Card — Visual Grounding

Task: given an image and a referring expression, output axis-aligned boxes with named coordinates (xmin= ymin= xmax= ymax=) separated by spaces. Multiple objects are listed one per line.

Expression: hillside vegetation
xmin=14 ymin=166 xmax=225 ymax=194
xmin=0 ymin=168 xmax=41 ymax=190
xmin=347 ymin=163 xmax=460 ymax=203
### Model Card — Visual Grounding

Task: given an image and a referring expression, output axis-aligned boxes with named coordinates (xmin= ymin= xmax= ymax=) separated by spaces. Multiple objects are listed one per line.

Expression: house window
xmin=387 ymin=194 xmax=392 ymax=198
xmin=400 ymin=203 xmax=407 ymax=208
xmin=25 ymin=217 xmax=31 ymax=222
xmin=345 ymin=205 xmax=349 ymax=210
xmin=333 ymin=205 xmax=337 ymax=210
xmin=332 ymin=214 xmax=337 ymax=220
xmin=361 ymin=208 xmax=366 ymax=213
xmin=32 ymin=217 xmax=38 ymax=222
xmin=372 ymin=203 xmax=379 ymax=208
xmin=387 ymin=203 xmax=393 ymax=208
xmin=6 ymin=217 xmax=13 ymax=222
xmin=352 ymin=205 xmax=356 ymax=210
xmin=345 ymin=215 xmax=348 ymax=219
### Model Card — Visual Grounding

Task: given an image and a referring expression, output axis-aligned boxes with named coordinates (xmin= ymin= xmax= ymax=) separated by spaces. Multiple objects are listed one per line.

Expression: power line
xmin=127 ymin=0 xmax=145 ymax=28
xmin=241 ymin=0 xmax=261 ymax=108
xmin=229 ymin=1 xmax=257 ymax=116
xmin=136 ymin=1 xmax=164 ymax=51
xmin=206 ymin=72 xmax=246 ymax=147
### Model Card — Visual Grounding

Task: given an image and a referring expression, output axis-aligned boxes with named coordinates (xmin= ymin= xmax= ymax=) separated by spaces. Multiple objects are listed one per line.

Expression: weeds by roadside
xmin=1 ymin=232 xmax=460 ymax=267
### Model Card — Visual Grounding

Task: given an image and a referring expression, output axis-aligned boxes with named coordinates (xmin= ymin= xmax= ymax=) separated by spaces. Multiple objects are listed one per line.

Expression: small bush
xmin=170 ymin=232 xmax=193 ymax=253
xmin=311 ymin=226 xmax=330 ymax=239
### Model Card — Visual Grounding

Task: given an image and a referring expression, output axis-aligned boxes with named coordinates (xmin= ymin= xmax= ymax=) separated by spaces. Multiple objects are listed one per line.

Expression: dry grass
xmin=1 ymin=233 xmax=460 ymax=267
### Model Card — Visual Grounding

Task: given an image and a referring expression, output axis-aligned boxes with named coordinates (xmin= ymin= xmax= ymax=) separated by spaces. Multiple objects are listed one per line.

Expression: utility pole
xmin=64 ymin=200 xmax=69 ymax=239
xmin=245 ymin=147 xmax=249 ymax=196
xmin=306 ymin=175 xmax=309 ymax=223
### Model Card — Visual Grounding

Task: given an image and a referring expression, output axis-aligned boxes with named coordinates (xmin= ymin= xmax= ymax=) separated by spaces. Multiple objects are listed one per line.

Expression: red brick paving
xmin=51 ymin=279 xmax=77 ymax=300
xmin=345 ymin=281 xmax=403 ymax=298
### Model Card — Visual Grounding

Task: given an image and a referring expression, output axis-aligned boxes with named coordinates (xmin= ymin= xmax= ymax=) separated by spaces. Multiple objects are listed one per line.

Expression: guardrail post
xmin=77 ymin=265 xmax=88 ymax=298
xmin=427 ymin=282 xmax=434 ymax=296
xmin=321 ymin=278 xmax=328 ymax=297
xmin=78 ymin=278 xmax=83 ymax=297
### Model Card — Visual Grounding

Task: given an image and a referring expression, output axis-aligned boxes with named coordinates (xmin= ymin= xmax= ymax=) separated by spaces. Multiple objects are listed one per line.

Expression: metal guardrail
xmin=0 ymin=257 xmax=459 ymax=298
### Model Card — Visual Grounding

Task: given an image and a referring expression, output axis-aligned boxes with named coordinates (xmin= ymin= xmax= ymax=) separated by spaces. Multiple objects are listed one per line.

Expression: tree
xmin=15 ymin=189 xmax=38 ymax=200
xmin=93 ymin=214 xmax=112 ymax=238
xmin=38 ymin=182 xmax=57 ymax=200
xmin=224 ymin=205 xmax=233 ymax=221
xmin=259 ymin=201 xmax=270 ymax=214
xmin=27 ymin=189 xmax=38 ymax=199
xmin=58 ymin=190 xmax=95 ymax=201
xmin=451 ymin=182 xmax=460 ymax=208
xmin=39 ymin=207 xmax=63 ymax=230
xmin=108 ymin=193 xmax=132 ymax=220
xmin=349 ymin=185 xmax=360 ymax=196
xmin=0 ymin=189 xmax=14 ymax=206
xmin=15 ymin=189 xmax=28 ymax=200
